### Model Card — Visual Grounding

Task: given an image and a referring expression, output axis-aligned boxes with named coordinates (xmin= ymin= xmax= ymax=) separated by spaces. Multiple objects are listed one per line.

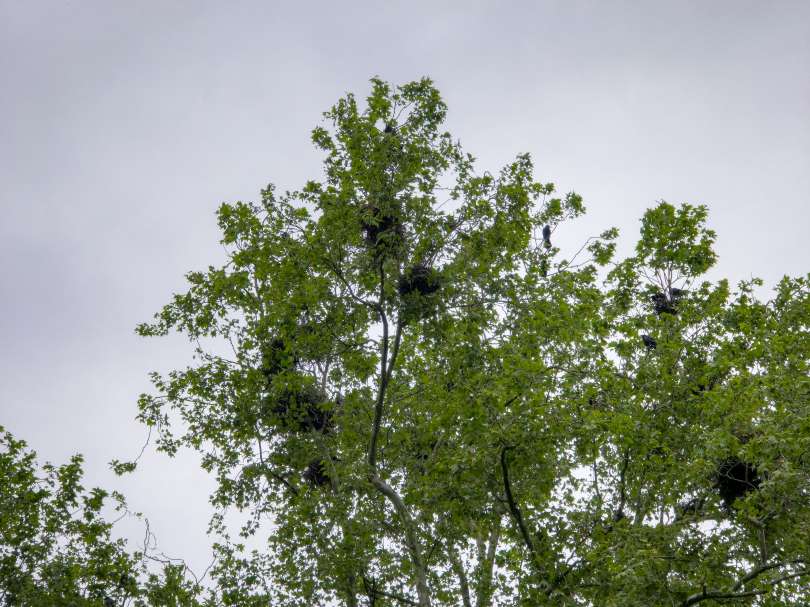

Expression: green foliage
xmin=635 ymin=201 xmax=717 ymax=276
xmin=0 ymin=428 xmax=207 ymax=606
xmin=133 ymin=78 xmax=810 ymax=606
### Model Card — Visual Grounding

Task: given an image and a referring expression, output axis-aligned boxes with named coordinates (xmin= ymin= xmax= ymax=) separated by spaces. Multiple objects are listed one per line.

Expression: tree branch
xmin=386 ymin=319 xmax=404 ymax=385
xmin=682 ymin=587 xmax=766 ymax=606
xmin=362 ymin=575 xmax=418 ymax=606
xmin=681 ymin=560 xmax=808 ymax=607
xmin=475 ymin=518 xmax=501 ymax=607
xmin=324 ymin=256 xmax=378 ymax=310
xmin=254 ymin=434 xmax=298 ymax=496
xmin=500 ymin=445 xmax=542 ymax=576
xmin=368 ymin=262 xmax=390 ymax=471
xmin=370 ymin=475 xmax=431 ymax=607
xmin=449 ymin=546 xmax=473 ymax=607
xmin=365 ymin=263 xmax=428 ymax=604
xmin=614 ymin=449 xmax=630 ymax=522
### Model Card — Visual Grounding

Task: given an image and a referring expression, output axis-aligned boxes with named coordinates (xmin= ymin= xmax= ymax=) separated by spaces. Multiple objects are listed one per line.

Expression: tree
xmin=0 ymin=427 xmax=206 ymax=606
xmin=134 ymin=78 xmax=810 ymax=606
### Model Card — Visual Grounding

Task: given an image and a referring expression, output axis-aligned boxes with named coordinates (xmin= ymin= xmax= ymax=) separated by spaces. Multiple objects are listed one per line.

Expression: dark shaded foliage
xmin=360 ymin=204 xmax=403 ymax=248
xmin=398 ymin=265 xmax=441 ymax=298
xmin=641 ymin=334 xmax=657 ymax=350
xmin=676 ymin=496 xmax=706 ymax=518
xmin=260 ymin=337 xmax=299 ymax=379
xmin=715 ymin=457 xmax=761 ymax=509
xmin=268 ymin=383 xmax=332 ymax=433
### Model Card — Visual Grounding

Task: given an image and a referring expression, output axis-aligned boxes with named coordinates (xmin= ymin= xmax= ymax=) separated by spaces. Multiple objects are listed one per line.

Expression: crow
xmin=542 ymin=224 xmax=552 ymax=249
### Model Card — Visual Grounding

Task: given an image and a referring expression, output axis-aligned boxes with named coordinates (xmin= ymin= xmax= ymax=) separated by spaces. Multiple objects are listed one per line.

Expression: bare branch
xmin=362 ymin=575 xmax=418 ymax=606
xmin=681 ymin=559 xmax=809 ymax=607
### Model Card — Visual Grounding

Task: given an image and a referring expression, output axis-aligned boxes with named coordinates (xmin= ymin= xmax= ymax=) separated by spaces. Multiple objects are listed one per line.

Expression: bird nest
xmin=650 ymin=288 xmax=687 ymax=316
xmin=398 ymin=264 xmax=441 ymax=297
xmin=267 ymin=382 xmax=332 ymax=433
xmin=715 ymin=456 xmax=761 ymax=509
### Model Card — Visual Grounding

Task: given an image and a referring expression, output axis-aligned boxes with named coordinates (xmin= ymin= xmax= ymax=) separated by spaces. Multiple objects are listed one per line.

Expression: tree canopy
xmin=4 ymin=77 xmax=808 ymax=607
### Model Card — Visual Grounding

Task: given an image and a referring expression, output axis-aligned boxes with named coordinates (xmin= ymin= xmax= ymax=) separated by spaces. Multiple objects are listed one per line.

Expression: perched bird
xmin=383 ymin=122 xmax=395 ymax=134
xmin=641 ymin=334 xmax=657 ymax=350
xmin=542 ymin=224 xmax=552 ymax=249
xmin=304 ymin=459 xmax=330 ymax=487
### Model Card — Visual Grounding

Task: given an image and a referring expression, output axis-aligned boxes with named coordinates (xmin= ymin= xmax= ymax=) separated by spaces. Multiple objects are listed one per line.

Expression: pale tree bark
xmin=370 ymin=475 xmax=431 ymax=607
xmin=449 ymin=546 xmax=473 ymax=607
xmin=474 ymin=519 xmax=501 ymax=607
xmin=366 ymin=269 xmax=431 ymax=606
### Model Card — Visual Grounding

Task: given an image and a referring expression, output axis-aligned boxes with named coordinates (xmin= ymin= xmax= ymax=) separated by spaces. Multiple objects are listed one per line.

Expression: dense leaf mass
xmin=130 ymin=78 xmax=810 ymax=606
xmin=398 ymin=264 xmax=441 ymax=298
xmin=715 ymin=457 xmax=761 ymax=510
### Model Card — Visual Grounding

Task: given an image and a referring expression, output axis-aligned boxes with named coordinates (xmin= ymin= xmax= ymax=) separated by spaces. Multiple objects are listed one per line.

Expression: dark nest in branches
xmin=676 ymin=496 xmax=706 ymax=519
xmin=398 ymin=264 xmax=443 ymax=323
xmin=398 ymin=264 xmax=441 ymax=297
xmin=360 ymin=203 xmax=403 ymax=248
xmin=651 ymin=288 xmax=687 ymax=316
xmin=715 ymin=456 xmax=761 ymax=509
xmin=651 ymin=292 xmax=677 ymax=315
xmin=269 ymin=383 xmax=332 ymax=433
xmin=303 ymin=459 xmax=331 ymax=487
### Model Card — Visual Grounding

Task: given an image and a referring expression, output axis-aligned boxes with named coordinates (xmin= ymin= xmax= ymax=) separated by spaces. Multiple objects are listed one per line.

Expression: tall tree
xmin=135 ymin=78 xmax=810 ymax=606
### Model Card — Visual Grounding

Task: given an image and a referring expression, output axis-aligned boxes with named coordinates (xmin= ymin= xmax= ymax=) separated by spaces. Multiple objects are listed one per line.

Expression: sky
xmin=1 ymin=0 xmax=809 ymax=578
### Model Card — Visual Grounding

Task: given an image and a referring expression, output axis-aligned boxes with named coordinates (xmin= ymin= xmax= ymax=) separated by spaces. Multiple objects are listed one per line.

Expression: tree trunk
xmin=475 ymin=520 xmax=501 ymax=607
xmin=371 ymin=475 xmax=432 ymax=607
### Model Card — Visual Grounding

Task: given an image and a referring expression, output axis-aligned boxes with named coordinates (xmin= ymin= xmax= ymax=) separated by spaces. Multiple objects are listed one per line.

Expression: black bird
xmin=641 ymin=334 xmax=657 ymax=350
xmin=542 ymin=224 xmax=552 ymax=248
xmin=383 ymin=122 xmax=395 ymax=134
xmin=304 ymin=459 xmax=331 ymax=487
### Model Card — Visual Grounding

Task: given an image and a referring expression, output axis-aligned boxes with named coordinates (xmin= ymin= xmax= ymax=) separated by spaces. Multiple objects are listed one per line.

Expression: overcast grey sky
xmin=2 ymin=1 xmax=809 ymax=576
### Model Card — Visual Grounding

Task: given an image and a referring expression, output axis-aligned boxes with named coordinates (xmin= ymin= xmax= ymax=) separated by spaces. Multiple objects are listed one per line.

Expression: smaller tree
xmin=0 ymin=426 xmax=206 ymax=607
